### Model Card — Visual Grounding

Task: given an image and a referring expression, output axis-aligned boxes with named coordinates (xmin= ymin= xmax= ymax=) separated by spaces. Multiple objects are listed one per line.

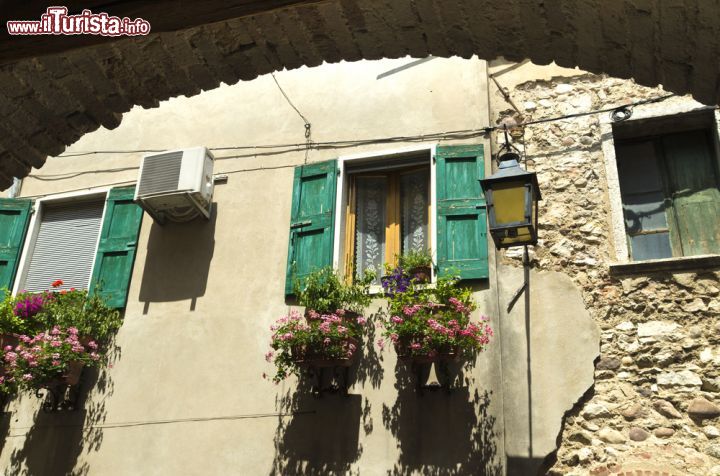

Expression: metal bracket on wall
xmin=507 ymin=281 xmax=527 ymax=313
xmin=304 ymin=364 xmax=351 ymax=398
xmin=35 ymin=371 xmax=84 ymax=412
xmin=411 ymin=360 xmax=453 ymax=396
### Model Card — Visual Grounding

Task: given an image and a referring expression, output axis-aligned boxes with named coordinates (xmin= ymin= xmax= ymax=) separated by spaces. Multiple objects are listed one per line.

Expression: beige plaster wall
xmin=1 ymin=57 xmax=599 ymax=476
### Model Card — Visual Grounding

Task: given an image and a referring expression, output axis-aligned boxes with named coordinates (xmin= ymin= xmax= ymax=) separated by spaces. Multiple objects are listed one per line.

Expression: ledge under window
xmin=368 ymin=282 xmax=436 ymax=296
xmin=609 ymin=254 xmax=720 ymax=276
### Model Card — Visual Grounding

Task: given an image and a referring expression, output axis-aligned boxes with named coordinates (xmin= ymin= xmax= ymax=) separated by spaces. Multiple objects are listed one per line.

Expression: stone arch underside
xmin=0 ymin=0 xmax=718 ymax=189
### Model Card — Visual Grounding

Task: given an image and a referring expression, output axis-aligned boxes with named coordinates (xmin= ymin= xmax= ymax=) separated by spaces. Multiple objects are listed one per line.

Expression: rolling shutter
xmin=23 ymin=198 xmax=104 ymax=292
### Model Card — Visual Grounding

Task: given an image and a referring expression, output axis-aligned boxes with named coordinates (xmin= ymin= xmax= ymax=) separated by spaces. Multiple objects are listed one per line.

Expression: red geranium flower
xmin=51 ymin=280 xmax=63 ymax=288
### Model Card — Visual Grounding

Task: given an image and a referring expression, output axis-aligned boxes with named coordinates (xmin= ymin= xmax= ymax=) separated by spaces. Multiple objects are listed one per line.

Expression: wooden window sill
xmin=609 ymin=254 xmax=720 ymax=276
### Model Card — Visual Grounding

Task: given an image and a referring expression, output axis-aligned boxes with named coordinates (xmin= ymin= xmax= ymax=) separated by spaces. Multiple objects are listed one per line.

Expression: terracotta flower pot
xmin=395 ymin=341 xmax=460 ymax=364
xmin=294 ymin=337 xmax=359 ymax=368
xmin=62 ymin=361 xmax=85 ymax=386
xmin=0 ymin=333 xmax=18 ymax=350
xmin=409 ymin=266 xmax=432 ymax=284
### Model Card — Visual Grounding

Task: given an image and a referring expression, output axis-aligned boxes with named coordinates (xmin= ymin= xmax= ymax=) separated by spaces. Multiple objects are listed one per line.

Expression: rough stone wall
xmin=493 ymin=74 xmax=720 ymax=475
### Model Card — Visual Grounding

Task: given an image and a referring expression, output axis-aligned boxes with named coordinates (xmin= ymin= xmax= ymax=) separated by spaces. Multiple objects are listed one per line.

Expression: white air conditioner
xmin=135 ymin=147 xmax=214 ymax=224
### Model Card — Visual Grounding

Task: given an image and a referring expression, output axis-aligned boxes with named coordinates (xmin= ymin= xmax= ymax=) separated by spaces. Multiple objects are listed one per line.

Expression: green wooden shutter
xmin=0 ymin=198 xmax=32 ymax=299
xmin=436 ymin=145 xmax=488 ymax=279
xmin=89 ymin=186 xmax=144 ymax=308
xmin=661 ymin=130 xmax=720 ymax=256
xmin=285 ymin=160 xmax=338 ymax=295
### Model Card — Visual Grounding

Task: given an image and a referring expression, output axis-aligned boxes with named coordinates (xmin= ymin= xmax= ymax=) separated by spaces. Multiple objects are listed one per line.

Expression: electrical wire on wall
xmin=20 ymin=91 xmax=689 ymax=194
xmin=270 ymin=72 xmax=313 ymax=164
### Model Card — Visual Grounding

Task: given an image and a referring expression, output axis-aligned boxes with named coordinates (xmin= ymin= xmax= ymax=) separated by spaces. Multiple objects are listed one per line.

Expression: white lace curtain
xmin=354 ymin=169 xmax=429 ymax=282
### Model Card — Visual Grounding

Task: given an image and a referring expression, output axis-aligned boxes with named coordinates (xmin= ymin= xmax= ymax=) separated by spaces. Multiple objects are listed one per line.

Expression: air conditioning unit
xmin=135 ymin=147 xmax=214 ymax=224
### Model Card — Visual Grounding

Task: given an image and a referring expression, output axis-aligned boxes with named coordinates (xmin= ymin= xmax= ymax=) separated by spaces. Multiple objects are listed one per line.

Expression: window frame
xmin=333 ymin=144 xmax=437 ymax=289
xmin=602 ymin=101 xmax=720 ymax=268
xmin=12 ymin=187 xmax=111 ymax=295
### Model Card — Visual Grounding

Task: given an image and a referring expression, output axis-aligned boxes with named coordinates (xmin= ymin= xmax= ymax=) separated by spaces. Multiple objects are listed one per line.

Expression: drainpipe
xmin=483 ymin=58 xmax=511 ymax=476
xmin=8 ymin=177 xmax=22 ymax=198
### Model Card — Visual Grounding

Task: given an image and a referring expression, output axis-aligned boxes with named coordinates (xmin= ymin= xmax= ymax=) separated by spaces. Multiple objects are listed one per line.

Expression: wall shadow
xmin=5 ymin=344 xmax=120 ymax=475
xmin=138 ymin=203 xmax=217 ymax=306
xmin=465 ymin=280 xmax=491 ymax=293
xmin=382 ymin=363 xmax=502 ymax=476
xmin=0 ymin=402 xmax=11 ymax=457
xmin=271 ymin=383 xmax=364 ymax=475
xmin=352 ymin=305 xmax=385 ymax=390
xmin=506 ymin=456 xmax=547 ymax=476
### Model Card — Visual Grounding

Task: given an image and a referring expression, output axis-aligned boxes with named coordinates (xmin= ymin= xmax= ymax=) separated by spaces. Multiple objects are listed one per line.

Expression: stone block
xmin=688 ymin=397 xmax=720 ymax=420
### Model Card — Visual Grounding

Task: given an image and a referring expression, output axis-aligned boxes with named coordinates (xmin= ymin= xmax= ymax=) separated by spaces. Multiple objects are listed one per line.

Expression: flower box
xmin=378 ymin=272 xmax=493 ymax=372
xmin=395 ymin=343 xmax=460 ymax=364
xmin=293 ymin=337 xmax=359 ymax=368
xmin=267 ymin=309 xmax=368 ymax=383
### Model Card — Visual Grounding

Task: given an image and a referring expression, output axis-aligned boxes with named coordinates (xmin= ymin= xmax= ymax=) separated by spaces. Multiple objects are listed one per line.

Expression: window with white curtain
xmin=348 ymin=166 xmax=430 ymax=284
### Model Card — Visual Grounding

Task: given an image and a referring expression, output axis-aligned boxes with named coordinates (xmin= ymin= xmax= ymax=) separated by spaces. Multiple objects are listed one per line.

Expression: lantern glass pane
xmin=499 ymin=226 xmax=534 ymax=246
xmin=492 ymin=181 xmax=527 ymax=225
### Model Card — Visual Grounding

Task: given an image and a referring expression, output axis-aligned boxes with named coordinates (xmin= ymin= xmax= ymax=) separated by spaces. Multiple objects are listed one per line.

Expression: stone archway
xmin=0 ymin=1 xmax=717 ymax=187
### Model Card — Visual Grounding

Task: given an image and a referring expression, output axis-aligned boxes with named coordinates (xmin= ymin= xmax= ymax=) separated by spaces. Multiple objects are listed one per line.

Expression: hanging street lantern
xmin=480 ymin=151 xmax=541 ymax=249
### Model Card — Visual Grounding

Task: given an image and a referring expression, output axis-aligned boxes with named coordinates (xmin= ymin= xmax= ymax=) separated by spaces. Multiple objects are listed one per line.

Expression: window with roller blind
xmin=18 ymin=197 xmax=105 ymax=292
xmin=613 ymin=112 xmax=720 ymax=261
xmin=1 ymin=186 xmax=144 ymax=308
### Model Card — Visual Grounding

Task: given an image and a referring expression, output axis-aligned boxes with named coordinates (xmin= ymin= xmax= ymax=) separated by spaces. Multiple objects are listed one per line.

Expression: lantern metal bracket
xmin=507 ymin=282 xmax=527 ymax=313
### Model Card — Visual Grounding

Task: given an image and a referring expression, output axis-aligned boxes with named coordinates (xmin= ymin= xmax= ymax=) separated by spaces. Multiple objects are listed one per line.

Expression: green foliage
xmin=0 ymin=282 xmax=122 ymax=393
xmin=295 ymin=266 xmax=375 ymax=314
xmin=41 ymin=289 xmax=122 ymax=345
xmin=398 ymin=248 xmax=433 ymax=270
xmin=0 ymin=286 xmax=121 ymax=344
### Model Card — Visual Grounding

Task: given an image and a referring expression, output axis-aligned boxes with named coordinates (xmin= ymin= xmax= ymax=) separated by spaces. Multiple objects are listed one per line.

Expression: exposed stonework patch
xmin=494 ymin=73 xmax=720 ymax=475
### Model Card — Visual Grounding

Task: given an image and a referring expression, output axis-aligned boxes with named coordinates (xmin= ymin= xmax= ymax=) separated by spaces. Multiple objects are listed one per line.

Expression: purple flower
xmin=381 ymin=267 xmax=411 ymax=296
xmin=13 ymin=294 xmax=45 ymax=318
